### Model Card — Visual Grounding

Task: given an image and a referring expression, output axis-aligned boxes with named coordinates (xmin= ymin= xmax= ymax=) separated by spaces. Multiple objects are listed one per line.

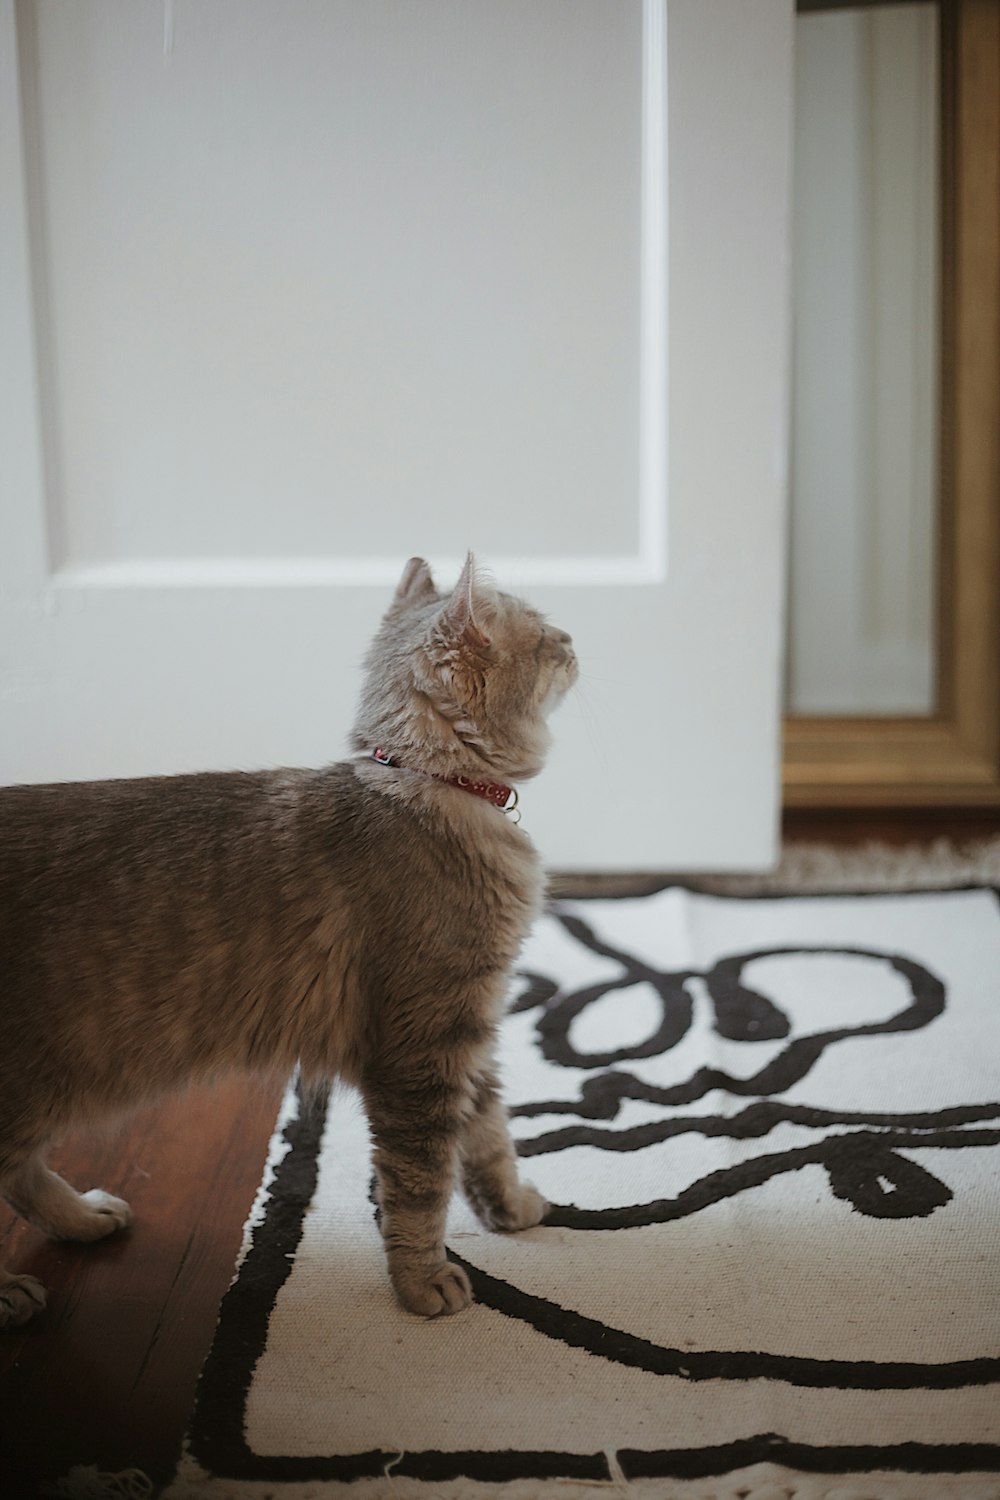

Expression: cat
xmin=0 ymin=554 xmax=577 ymax=1326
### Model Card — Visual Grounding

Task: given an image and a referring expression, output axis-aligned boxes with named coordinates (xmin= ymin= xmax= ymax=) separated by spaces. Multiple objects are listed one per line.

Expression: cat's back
xmin=0 ymin=766 xmax=368 ymax=1136
xmin=1 ymin=767 xmax=318 ymax=890
xmin=1 ymin=763 xmax=543 ymax=1075
xmin=1 ymin=761 xmax=541 ymax=964
xmin=0 ymin=766 xmax=351 ymax=982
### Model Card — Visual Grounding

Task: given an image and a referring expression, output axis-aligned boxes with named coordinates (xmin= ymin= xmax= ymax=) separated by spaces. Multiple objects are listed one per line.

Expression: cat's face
xmin=352 ymin=555 xmax=577 ymax=781
xmin=469 ymin=588 xmax=577 ymax=724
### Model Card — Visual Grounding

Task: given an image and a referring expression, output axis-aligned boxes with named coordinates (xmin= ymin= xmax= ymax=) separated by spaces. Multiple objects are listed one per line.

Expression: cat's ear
xmin=391 ymin=557 xmax=438 ymax=611
xmin=439 ymin=552 xmax=491 ymax=652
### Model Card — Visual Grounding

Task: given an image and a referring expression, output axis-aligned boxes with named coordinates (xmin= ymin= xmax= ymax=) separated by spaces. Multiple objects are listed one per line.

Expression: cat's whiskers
xmin=567 ymin=678 xmax=614 ymax=781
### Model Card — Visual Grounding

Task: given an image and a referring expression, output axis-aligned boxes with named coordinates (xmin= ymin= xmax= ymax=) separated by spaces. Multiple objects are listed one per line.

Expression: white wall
xmin=787 ymin=3 xmax=938 ymax=716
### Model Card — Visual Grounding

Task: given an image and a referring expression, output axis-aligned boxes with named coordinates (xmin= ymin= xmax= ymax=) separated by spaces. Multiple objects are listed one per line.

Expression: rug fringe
xmin=700 ymin=835 xmax=1000 ymax=894
xmin=554 ymin=835 xmax=1000 ymax=900
xmin=41 ymin=1467 xmax=154 ymax=1500
xmin=164 ymin=1468 xmax=1000 ymax=1498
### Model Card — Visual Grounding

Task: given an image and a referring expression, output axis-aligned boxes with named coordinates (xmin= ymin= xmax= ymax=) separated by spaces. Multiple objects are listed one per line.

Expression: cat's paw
xmin=0 ymin=1273 xmax=47 ymax=1328
xmin=66 ymin=1190 xmax=133 ymax=1243
xmin=477 ymin=1181 xmax=548 ymax=1234
xmin=394 ymin=1261 xmax=473 ymax=1318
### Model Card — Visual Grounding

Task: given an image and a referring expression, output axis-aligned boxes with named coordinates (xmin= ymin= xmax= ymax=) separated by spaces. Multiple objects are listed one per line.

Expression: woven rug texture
xmin=167 ymin=883 xmax=1000 ymax=1499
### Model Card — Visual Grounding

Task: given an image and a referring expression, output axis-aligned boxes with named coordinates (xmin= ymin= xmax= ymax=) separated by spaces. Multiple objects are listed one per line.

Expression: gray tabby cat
xmin=0 ymin=555 xmax=577 ymax=1326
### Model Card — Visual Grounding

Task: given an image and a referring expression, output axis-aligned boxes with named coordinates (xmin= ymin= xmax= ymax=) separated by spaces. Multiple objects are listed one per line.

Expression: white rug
xmin=167 ymin=886 xmax=1000 ymax=1499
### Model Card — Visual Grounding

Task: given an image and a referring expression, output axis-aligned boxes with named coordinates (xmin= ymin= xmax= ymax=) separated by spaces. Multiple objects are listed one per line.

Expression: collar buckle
xmin=372 ymin=749 xmax=520 ymax=820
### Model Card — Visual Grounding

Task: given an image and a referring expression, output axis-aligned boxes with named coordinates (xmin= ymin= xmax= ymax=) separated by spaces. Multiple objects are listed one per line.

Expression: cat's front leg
xmin=459 ymin=1067 xmax=547 ymax=1233
xmin=362 ymin=1073 xmax=473 ymax=1317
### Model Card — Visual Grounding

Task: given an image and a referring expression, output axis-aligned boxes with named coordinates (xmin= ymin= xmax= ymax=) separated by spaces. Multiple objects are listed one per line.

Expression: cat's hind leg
xmin=0 ymin=1268 xmax=47 ymax=1328
xmin=459 ymin=1067 xmax=547 ymax=1233
xmin=0 ymin=1155 xmax=129 ymax=1329
xmin=2 ymin=1154 xmax=132 ymax=1243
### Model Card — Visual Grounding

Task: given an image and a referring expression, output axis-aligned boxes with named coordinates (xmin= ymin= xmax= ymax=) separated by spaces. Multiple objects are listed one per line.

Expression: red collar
xmin=371 ymin=747 xmax=519 ymax=816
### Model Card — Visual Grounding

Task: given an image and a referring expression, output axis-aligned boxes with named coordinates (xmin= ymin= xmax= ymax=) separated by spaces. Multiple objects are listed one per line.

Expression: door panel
xmin=0 ymin=0 xmax=792 ymax=871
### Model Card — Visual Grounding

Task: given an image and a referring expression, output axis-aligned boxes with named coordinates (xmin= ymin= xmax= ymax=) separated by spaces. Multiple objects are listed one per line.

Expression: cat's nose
xmin=559 ymin=633 xmax=578 ymax=675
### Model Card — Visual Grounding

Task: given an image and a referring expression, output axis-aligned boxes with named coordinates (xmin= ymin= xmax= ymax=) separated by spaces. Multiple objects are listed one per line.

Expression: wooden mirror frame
xmin=783 ymin=0 xmax=1000 ymax=807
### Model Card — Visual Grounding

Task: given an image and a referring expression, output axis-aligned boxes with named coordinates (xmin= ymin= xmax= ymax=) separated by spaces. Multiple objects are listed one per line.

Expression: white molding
xmin=50 ymin=551 xmax=663 ymax=591
xmin=639 ymin=0 xmax=669 ymax=582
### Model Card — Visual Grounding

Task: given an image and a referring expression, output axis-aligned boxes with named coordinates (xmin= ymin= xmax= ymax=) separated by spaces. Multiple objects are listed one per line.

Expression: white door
xmin=0 ymin=0 xmax=792 ymax=872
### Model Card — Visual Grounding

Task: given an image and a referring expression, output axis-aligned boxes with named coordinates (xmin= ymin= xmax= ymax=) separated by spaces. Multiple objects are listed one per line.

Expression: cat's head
xmin=351 ymin=555 xmax=577 ymax=782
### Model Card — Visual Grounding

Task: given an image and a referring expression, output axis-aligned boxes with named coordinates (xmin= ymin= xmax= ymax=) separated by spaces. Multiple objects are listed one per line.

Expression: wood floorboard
xmin=2 ymin=812 xmax=998 ymax=1496
xmin=0 ymin=1076 xmax=283 ymax=1496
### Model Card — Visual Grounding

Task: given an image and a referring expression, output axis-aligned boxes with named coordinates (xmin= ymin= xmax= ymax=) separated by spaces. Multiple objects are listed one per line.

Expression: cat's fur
xmin=0 ymin=555 xmax=577 ymax=1326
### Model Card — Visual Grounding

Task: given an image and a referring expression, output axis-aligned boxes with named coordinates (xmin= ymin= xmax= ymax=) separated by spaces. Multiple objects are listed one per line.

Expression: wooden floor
xmin=0 ymin=1078 xmax=284 ymax=1495
xmin=2 ymin=809 xmax=999 ymax=1496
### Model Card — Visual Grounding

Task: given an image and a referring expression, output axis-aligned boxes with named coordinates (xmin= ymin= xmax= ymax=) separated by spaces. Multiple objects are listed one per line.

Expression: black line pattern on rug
xmin=449 ymin=1251 xmax=1000 ymax=1391
xmin=184 ymin=891 xmax=1000 ymax=1485
xmin=186 ymin=1077 xmax=331 ymax=1479
xmin=510 ymin=913 xmax=999 ymax=1224
xmin=185 ymin=1069 xmax=1000 ymax=1484
xmin=615 ymin=1435 xmax=1000 ymax=1482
